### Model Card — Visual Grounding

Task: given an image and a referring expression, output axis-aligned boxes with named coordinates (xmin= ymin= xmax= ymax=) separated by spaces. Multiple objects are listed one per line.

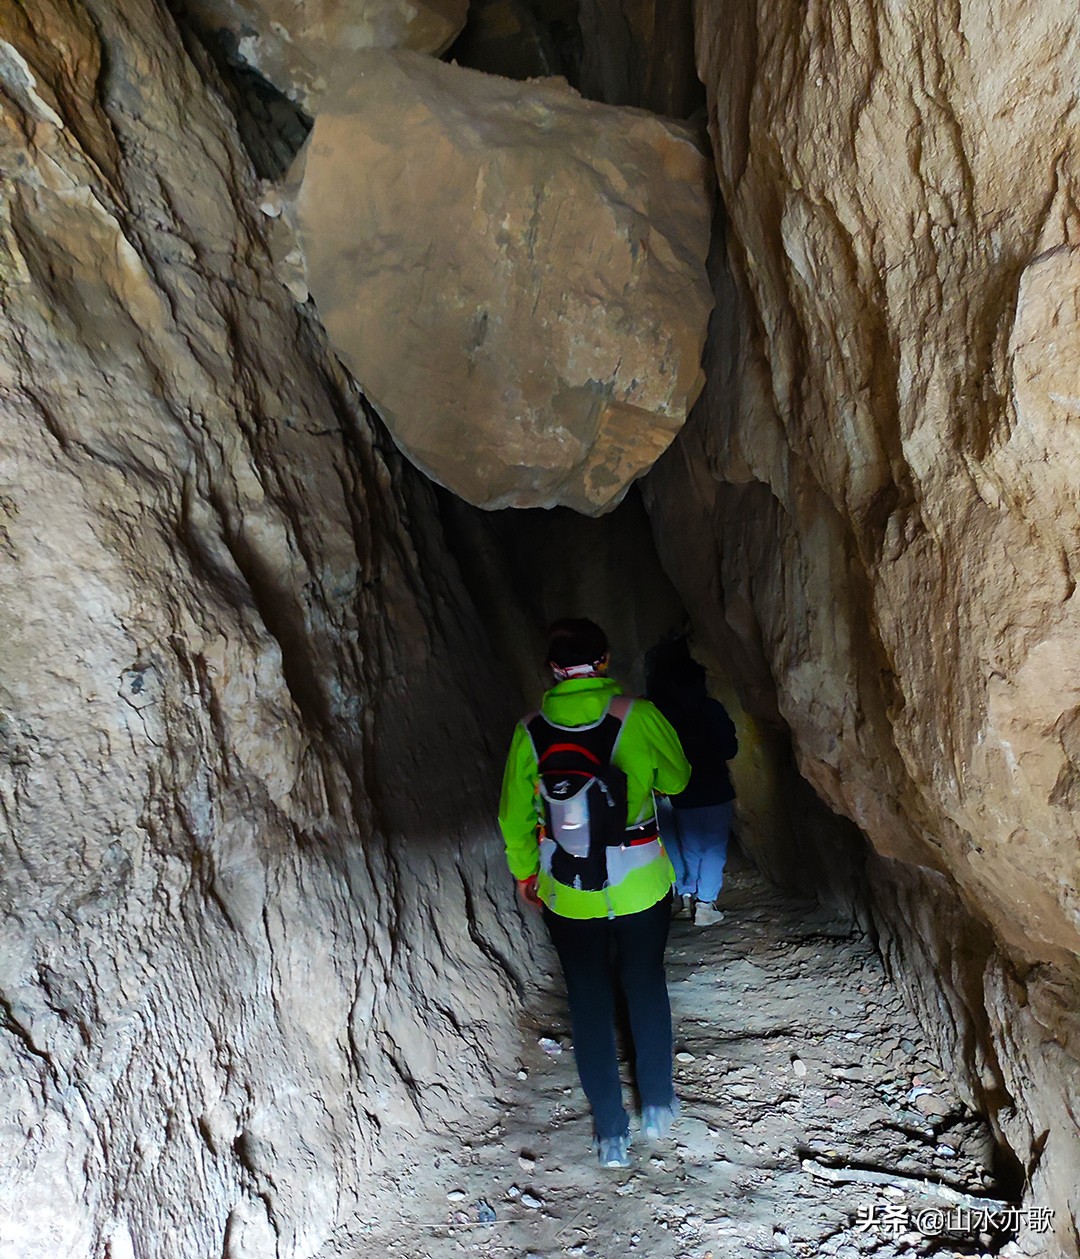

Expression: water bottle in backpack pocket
xmin=544 ymin=786 xmax=591 ymax=857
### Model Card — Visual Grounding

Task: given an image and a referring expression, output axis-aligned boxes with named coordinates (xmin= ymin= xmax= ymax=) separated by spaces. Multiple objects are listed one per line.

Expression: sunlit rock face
xmin=183 ymin=0 xmax=468 ymax=109
xmin=288 ymin=50 xmax=714 ymax=515
xmin=0 ymin=2 xmax=529 ymax=1255
xmin=644 ymin=0 xmax=1080 ymax=1248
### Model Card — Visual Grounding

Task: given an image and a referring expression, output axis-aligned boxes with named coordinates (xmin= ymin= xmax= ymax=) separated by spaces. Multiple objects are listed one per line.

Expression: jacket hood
xmin=540 ymin=675 xmax=623 ymax=727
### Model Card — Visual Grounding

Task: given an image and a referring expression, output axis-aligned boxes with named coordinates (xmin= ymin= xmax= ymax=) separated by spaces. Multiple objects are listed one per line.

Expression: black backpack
xmin=524 ymin=698 xmax=632 ymax=891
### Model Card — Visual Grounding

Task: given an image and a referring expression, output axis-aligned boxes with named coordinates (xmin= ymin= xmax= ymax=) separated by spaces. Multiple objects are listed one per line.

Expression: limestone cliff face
xmin=645 ymin=0 xmax=1080 ymax=1246
xmin=0 ymin=3 xmax=529 ymax=1255
xmin=687 ymin=0 xmax=1080 ymax=965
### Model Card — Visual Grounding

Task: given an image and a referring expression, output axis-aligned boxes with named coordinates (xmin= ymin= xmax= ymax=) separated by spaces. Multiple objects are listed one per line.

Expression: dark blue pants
xmin=543 ymin=895 xmax=674 ymax=1140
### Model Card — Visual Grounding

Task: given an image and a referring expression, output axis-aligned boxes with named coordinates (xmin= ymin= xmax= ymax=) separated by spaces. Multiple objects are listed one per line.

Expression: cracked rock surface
xmin=0 ymin=2 xmax=529 ymax=1255
xmin=182 ymin=0 xmax=468 ymax=110
xmin=641 ymin=0 xmax=1080 ymax=1245
xmin=288 ymin=50 xmax=714 ymax=515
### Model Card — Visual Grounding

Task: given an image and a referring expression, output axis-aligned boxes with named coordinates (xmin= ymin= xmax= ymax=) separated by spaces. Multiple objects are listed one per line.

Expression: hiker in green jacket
xmin=498 ymin=618 xmax=691 ymax=1168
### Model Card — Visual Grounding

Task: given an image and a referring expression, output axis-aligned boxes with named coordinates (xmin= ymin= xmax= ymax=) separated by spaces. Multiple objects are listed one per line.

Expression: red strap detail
xmin=538 ymin=743 xmax=601 ymax=765
xmin=625 ymin=835 xmax=659 ymax=847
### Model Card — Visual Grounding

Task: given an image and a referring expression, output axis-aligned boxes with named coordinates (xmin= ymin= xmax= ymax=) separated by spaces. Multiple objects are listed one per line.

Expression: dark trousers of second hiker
xmin=543 ymin=895 xmax=674 ymax=1141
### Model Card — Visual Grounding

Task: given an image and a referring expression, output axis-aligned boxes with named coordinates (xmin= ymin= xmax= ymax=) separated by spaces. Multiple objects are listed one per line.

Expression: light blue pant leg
xmin=656 ymin=796 xmax=692 ymax=896
xmin=673 ymin=802 xmax=733 ymax=902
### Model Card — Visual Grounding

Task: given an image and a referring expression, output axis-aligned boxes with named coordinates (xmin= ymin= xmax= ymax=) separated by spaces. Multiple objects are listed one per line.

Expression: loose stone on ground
xmin=336 ymin=857 xmax=1014 ymax=1258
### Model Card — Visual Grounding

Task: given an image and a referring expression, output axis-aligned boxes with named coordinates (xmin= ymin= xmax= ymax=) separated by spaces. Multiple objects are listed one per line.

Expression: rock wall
xmin=577 ymin=0 xmax=703 ymax=119
xmin=447 ymin=0 xmax=704 ymax=121
xmin=5 ymin=0 xmax=1078 ymax=1249
xmin=0 ymin=3 xmax=532 ymax=1256
xmin=868 ymin=855 xmax=1080 ymax=1234
xmin=643 ymin=0 xmax=1080 ymax=1249
xmin=446 ymin=0 xmax=575 ymax=82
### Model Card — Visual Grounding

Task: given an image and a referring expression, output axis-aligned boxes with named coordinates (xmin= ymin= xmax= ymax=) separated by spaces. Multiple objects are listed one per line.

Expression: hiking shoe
xmin=694 ymin=901 xmax=725 ymax=926
xmin=595 ymin=1133 xmax=631 ymax=1168
xmin=642 ymin=1099 xmax=680 ymax=1141
xmin=671 ymin=893 xmax=693 ymax=920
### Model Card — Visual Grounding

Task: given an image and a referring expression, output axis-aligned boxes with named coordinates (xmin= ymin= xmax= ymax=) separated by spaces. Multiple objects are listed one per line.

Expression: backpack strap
xmin=521 ymin=711 xmax=541 ymax=756
xmin=607 ymin=697 xmax=657 ymax=827
xmin=523 ymin=697 xmax=633 ymax=765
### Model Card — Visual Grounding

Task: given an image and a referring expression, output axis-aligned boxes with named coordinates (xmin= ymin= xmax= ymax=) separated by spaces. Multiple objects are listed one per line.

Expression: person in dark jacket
xmin=649 ymin=656 xmax=738 ymax=926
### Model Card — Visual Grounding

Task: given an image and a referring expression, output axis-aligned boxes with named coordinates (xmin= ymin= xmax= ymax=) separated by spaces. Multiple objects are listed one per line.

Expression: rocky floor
xmin=333 ymin=858 xmax=1028 ymax=1259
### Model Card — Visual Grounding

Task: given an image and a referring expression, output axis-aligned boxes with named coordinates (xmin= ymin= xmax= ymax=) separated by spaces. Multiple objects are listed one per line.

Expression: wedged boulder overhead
xmin=288 ymin=51 xmax=714 ymax=515
xmin=182 ymin=0 xmax=468 ymax=109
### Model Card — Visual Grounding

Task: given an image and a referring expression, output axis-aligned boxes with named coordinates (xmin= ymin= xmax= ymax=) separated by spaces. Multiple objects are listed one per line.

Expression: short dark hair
xmin=546 ymin=618 xmax=608 ymax=668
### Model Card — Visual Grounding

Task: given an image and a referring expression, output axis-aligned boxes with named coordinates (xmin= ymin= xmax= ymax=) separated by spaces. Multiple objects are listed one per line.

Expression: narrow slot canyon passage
xmin=327 ymin=863 xmax=1012 ymax=1259
xmin=1 ymin=1 xmax=1078 ymax=1258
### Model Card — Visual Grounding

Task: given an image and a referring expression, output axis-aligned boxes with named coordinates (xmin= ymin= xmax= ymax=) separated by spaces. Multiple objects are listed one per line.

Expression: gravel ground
xmin=333 ymin=856 xmax=1027 ymax=1259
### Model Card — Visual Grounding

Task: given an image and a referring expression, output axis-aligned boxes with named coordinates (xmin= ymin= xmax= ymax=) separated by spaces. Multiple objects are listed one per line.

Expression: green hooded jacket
xmin=498 ymin=675 xmax=692 ymax=919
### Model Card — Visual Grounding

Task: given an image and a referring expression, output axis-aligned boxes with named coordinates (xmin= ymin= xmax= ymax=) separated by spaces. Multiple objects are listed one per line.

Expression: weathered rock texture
xmin=181 ymin=0 xmax=468 ymax=110
xmin=0 ymin=2 xmax=532 ymax=1255
xmin=289 ymin=50 xmax=714 ymax=515
xmin=643 ymin=0 xmax=1080 ymax=1249
xmin=577 ymin=0 xmax=703 ymax=119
